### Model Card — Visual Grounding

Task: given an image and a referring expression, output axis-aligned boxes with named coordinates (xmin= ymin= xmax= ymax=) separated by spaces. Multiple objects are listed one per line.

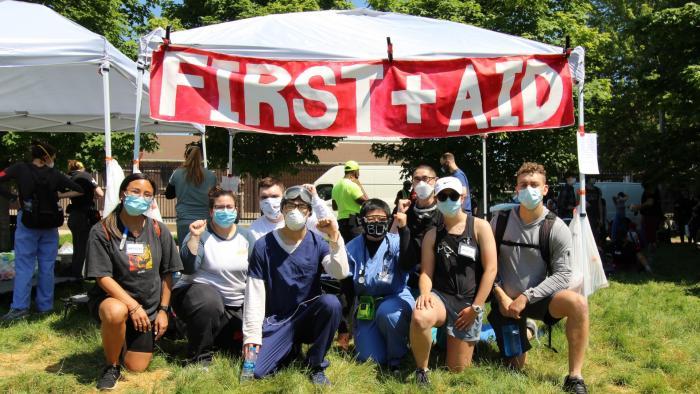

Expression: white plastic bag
xmin=569 ymin=210 xmax=609 ymax=297
xmin=102 ymin=159 xmax=125 ymax=217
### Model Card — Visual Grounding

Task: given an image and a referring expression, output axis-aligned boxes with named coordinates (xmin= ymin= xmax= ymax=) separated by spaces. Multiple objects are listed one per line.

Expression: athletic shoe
xmin=1 ymin=308 xmax=29 ymax=322
xmin=310 ymin=369 xmax=331 ymax=386
xmin=563 ymin=375 xmax=588 ymax=394
xmin=415 ymin=368 xmax=430 ymax=385
xmin=96 ymin=365 xmax=121 ymax=390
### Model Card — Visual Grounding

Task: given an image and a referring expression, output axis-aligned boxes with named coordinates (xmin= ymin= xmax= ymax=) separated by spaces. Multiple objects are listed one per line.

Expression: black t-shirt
xmin=640 ymin=189 xmax=662 ymax=217
xmin=433 ymin=215 xmax=481 ymax=311
xmin=586 ymin=185 xmax=603 ymax=221
xmin=405 ymin=201 xmax=444 ymax=287
xmin=0 ymin=162 xmax=82 ymax=205
xmin=69 ymin=171 xmax=98 ymax=209
xmin=85 ymin=217 xmax=183 ymax=319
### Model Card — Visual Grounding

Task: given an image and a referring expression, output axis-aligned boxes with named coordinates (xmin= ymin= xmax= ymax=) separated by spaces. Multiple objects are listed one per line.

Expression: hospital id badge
xmin=126 ymin=243 xmax=145 ymax=255
xmin=458 ymin=242 xmax=476 ymax=260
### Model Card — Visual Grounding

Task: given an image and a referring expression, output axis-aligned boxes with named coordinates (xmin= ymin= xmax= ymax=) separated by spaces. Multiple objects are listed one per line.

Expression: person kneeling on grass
xmin=84 ymin=173 xmax=183 ymax=390
xmin=345 ymin=199 xmax=414 ymax=371
xmin=489 ymin=162 xmax=589 ymax=394
xmin=242 ymin=186 xmax=350 ymax=385
xmin=171 ymin=186 xmax=256 ymax=366
xmin=410 ymin=177 xmax=497 ymax=384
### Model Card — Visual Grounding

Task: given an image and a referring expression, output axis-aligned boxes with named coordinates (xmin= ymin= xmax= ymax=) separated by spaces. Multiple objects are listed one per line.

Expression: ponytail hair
xmin=67 ymin=160 xmax=84 ymax=172
xmin=101 ymin=173 xmax=157 ymax=239
xmin=182 ymin=145 xmax=204 ymax=186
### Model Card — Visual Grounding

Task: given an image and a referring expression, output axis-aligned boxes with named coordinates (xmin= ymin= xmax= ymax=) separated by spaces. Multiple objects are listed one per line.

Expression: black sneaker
xmin=563 ymin=375 xmax=588 ymax=394
xmin=415 ymin=368 xmax=430 ymax=385
xmin=1 ymin=308 xmax=29 ymax=322
xmin=96 ymin=365 xmax=121 ymax=390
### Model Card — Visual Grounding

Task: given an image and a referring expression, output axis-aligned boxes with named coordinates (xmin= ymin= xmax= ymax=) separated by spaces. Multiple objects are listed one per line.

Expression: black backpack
xmin=21 ymin=165 xmax=64 ymax=229
xmin=494 ymin=209 xmax=557 ymax=273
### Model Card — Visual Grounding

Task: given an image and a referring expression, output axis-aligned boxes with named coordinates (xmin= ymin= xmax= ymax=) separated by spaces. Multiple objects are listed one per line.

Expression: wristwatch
xmin=158 ymin=305 xmax=170 ymax=313
xmin=471 ymin=304 xmax=484 ymax=314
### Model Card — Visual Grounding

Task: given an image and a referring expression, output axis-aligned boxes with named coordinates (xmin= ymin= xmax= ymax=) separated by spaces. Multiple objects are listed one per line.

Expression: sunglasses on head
xmin=436 ymin=191 xmax=460 ymax=202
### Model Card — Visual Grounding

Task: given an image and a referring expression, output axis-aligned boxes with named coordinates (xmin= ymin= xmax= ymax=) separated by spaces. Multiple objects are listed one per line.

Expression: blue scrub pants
xmin=354 ymin=293 xmax=413 ymax=367
xmin=12 ymin=212 xmax=58 ymax=312
xmin=255 ymin=294 xmax=341 ymax=378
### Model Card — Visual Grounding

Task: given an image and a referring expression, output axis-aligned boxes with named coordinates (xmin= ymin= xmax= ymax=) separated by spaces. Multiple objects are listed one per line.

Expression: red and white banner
xmin=150 ymin=46 xmax=574 ymax=138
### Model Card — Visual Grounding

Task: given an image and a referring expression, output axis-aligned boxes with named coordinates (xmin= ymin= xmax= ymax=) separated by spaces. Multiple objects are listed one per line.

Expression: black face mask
xmin=363 ymin=220 xmax=389 ymax=238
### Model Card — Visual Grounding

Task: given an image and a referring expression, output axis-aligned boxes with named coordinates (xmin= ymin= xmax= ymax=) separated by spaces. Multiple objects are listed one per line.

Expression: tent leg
xmin=482 ymin=134 xmax=487 ymax=219
xmin=132 ymin=65 xmax=145 ymax=172
xmin=227 ymin=129 xmax=234 ymax=175
xmin=100 ymin=61 xmax=112 ymax=166
xmin=201 ymin=130 xmax=208 ymax=169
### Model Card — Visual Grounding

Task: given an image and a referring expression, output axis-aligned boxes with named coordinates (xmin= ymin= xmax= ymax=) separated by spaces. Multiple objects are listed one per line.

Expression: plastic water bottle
xmin=502 ymin=323 xmax=523 ymax=358
xmin=240 ymin=345 xmax=257 ymax=382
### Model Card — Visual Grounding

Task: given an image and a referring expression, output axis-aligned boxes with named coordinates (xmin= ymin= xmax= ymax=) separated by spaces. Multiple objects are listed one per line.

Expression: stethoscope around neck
xmin=358 ymin=236 xmax=392 ymax=285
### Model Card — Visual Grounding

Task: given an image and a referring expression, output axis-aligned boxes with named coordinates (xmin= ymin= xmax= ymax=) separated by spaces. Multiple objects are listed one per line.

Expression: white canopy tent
xmin=145 ymin=9 xmax=603 ymax=294
xmin=145 ymin=9 xmax=584 ymax=212
xmin=0 ymin=0 xmax=204 ymax=216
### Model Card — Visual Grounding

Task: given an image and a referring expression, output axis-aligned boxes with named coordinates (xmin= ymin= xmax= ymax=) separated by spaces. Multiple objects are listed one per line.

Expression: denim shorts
xmin=432 ymin=290 xmax=483 ymax=342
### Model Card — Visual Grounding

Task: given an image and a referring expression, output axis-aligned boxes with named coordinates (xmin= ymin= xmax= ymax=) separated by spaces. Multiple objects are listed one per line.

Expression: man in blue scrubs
xmin=242 ymin=186 xmax=350 ymax=385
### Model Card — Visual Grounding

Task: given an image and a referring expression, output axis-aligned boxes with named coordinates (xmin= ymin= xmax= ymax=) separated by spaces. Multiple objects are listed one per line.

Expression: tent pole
xmin=100 ymin=61 xmax=112 ymax=164
xmin=481 ymin=134 xmax=487 ymax=219
xmin=227 ymin=129 xmax=234 ymax=175
xmin=201 ymin=129 xmax=208 ymax=168
xmin=577 ymin=80 xmax=586 ymax=216
xmin=132 ymin=64 xmax=145 ymax=172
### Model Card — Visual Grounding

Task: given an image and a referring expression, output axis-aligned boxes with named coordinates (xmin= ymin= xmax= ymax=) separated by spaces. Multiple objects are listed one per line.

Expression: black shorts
xmin=88 ymin=296 xmax=156 ymax=353
xmin=488 ymin=294 xmax=562 ymax=357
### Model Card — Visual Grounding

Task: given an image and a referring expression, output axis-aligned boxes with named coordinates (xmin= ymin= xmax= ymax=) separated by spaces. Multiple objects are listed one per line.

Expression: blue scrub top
xmin=248 ymin=231 xmax=330 ymax=322
xmin=346 ymin=233 xmax=409 ymax=297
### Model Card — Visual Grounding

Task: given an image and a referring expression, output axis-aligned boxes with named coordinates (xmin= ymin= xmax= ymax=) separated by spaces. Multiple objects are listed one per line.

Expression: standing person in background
xmin=394 ymin=180 xmax=414 ymax=208
xmin=165 ymin=144 xmax=216 ymax=246
xmin=67 ymin=160 xmax=104 ymax=279
xmin=332 ymin=160 xmax=368 ymax=243
xmin=0 ymin=141 xmax=83 ymax=321
xmin=673 ymin=190 xmax=693 ymax=244
xmin=611 ymin=192 xmax=629 ymax=243
xmin=249 ymin=178 xmax=334 ymax=241
xmin=585 ymin=178 xmax=604 ymax=245
xmin=632 ymin=182 xmax=663 ymax=258
xmin=557 ymin=173 xmax=577 ymax=225
xmin=439 ymin=153 xmax=471 ymax=213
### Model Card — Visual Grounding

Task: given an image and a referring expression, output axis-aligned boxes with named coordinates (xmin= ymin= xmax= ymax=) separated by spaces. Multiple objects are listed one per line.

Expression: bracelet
xmin=158 ymin=305 xmax=170 ymax=313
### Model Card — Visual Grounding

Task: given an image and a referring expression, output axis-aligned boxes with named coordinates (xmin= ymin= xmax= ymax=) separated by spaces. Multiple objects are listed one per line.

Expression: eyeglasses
xmin=364 ymin=215 xmax=388 ymax=223
xmin=125 ymin=189 xmax=154 ymax=201
xmin=436 ymin=191 xmax=460 ymax=202
xmin=413 ymin=176 xmax=437 ymax=183
xmin=282 ymin=201 xmax=310 ymax=213
xmin=213 ymin=204 xmax=235 ymax=210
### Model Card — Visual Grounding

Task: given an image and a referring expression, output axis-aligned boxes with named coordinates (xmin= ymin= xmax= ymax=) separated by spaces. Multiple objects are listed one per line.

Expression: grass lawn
xmin=1 ymin=243 xmax=699 ymax=393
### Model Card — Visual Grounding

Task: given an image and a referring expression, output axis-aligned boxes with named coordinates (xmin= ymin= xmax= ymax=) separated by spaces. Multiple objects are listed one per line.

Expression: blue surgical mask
xmin=213 ymin=209 xmax=237 ymax=227
xmin=518 ymin=186 xmax=543 ymax=210
xmin=123 ymin=195 xmax=151 ymax=216
xmin=437 ymin=199 xmax=461 ymax=217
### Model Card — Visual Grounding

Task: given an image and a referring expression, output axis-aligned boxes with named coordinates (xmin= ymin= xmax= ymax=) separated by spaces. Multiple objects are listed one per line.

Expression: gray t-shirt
xmin=490 ymin=207 xmax=572 ymax=303
xmin=168 ymin=167 xmax=217 ymax=221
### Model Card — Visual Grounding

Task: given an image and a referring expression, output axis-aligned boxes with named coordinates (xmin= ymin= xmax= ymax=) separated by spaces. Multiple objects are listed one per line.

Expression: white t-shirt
xmin=176 ymin=227 xmax=254 ymax=307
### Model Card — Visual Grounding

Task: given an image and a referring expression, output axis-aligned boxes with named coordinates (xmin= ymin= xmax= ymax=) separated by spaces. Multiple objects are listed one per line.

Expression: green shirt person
xmin=332 ymin=160 xmax=368 ymax=219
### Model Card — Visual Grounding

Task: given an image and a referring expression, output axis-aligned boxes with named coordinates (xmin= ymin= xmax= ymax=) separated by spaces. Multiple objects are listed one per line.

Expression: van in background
xmin=595 ymin=181 xmax=644 ymax=226
xmin=314 ymin=165 xmax=404 ymax=214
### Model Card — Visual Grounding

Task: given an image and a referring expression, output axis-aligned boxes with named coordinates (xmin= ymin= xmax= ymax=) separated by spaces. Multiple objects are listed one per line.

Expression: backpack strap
xmin=494 ymin=210 xmax=510 ymax=253
xmin=538 ymin=211 xmax=558 ymax=274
